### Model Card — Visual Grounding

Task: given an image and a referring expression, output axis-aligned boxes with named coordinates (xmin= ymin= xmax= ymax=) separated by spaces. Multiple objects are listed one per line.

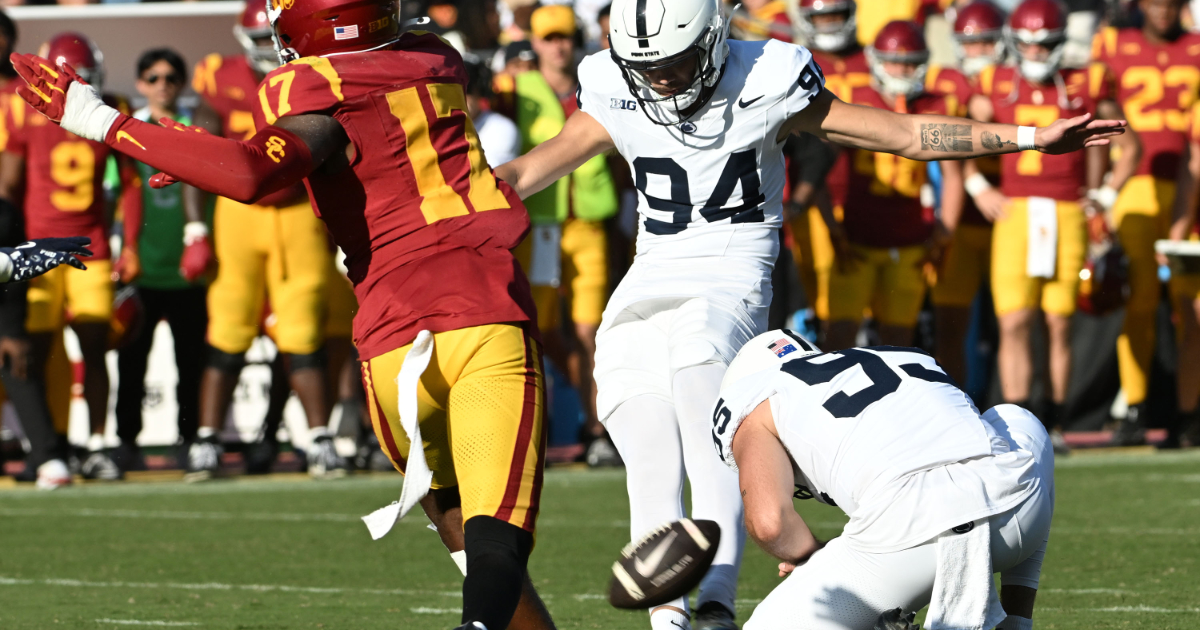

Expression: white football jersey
xmin=715 ymin=342 xmax=1040 ymax=552
xmin=577 ymin=38 xmax=825 ymax=264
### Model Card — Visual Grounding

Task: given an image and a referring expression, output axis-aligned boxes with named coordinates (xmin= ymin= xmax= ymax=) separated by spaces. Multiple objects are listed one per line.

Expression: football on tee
xmin=608 ymin=519 xmax=721 ymax=609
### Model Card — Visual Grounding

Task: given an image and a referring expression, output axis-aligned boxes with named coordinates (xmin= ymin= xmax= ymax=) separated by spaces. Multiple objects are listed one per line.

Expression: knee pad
xmin=206 ymin=347 xmax=245 ymax=375
xmin=461 ymin=516 xmax=532 ymax=630
xmin=284 ymin=348 xmax=327 ymax=373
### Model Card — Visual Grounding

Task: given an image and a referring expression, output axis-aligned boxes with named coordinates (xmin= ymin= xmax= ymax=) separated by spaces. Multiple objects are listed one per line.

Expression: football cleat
xmin=585 ymin=436 xmax=623 ymax=468
xmin=80 ymin=450 xmax=122 ymax=481
xmin=184 ymin=438 xmax=223 ymax=482
xmin=693 ymin=601 xmax=738 ymax=630
xmin=110 ymin=442 xmax=146 ymax=473
xmin=452 ymin=623 xmax=487 ymax=630
xmin=873 ymin=608 xmax=918 ymax=630
xmin=1111 ymin=403 xmax=1147 ymax=447
xmin=36 ymin=459 xmax=72 ymax=490
xmin=244 ymin=437 xmax=279 ymax=475
xmin=307 ymin=435 xmax=349 ymax=479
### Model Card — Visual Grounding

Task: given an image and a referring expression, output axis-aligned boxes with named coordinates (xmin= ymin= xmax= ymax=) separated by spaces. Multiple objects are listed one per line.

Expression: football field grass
xmin=1 ymin=449 xmax=1198 ymax=629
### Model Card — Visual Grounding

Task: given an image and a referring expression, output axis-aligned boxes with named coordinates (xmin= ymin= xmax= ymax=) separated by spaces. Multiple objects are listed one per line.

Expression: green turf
xmin=1 ymin=450 xmax=1199 ymax=629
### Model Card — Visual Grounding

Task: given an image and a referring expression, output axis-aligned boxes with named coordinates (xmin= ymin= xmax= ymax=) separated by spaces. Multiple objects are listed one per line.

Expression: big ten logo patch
xmin=610 ymin=98 xmax=637 ymax=111
xmin=369 ymin=16 xmax=392 ymax=32
xmin=265 ymin=136 xmax=288 ymax=163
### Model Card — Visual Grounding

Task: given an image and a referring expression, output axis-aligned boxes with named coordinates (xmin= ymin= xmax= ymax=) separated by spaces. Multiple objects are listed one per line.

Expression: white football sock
xmin=673 ymin=363 xmax=745 ymax=613
xmin=196 ymin=426 xmax=215 ymax=440
xmin=607 ymin=394 xmax=689 ymax=615
xmin=86 ymin=433 xmax=104 ymax=453
xmin=649 ymin=606 xmax=691 ymax=630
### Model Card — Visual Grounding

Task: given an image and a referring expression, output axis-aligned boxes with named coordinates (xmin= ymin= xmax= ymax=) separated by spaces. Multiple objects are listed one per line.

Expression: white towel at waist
xmin=1026 ymin=197 xmax=1058 ymax=279
xmin=362 ymin=330 xmax=436 ymax=540
xmin=925 ymin=518 xmax=1008 ymax=630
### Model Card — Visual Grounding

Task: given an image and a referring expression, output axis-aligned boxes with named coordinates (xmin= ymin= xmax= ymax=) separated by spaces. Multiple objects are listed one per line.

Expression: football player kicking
xmin=7 ymin=1 xmax=554 ymax=629
xmin=712 ymin=330 xmax=1052 ymax=630
xmin=493 ymin=0 xmax=1121 ymax=628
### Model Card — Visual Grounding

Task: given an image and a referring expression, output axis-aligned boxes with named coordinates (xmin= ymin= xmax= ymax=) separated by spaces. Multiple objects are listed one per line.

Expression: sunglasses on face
xmin=142 ymin=73 xmax=181 ymax=85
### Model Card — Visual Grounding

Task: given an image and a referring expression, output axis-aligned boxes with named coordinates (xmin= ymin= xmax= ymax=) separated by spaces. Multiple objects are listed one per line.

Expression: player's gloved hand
xmin=1036 ymin=113 xmax=1127 ymax=155
xmin=179 ymin=222 xmax=213 ymax=282
xmin=114 ymin=248 xmax=141 ymax=283
xmin=0 ymin=237 xmax=92 ymax=283
xmin=9 ymin=54 xmax=120 ymax=143
xmin=147 ymin=117 xmax=215 ymax=189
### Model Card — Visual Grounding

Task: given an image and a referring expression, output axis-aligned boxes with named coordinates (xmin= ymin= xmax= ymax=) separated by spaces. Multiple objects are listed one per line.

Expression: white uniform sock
xmin=650 ymin=607 xmax=691 ymax=630
xmin=607 ymin=395 xmax=689 ymax=615
xmin=673 ymin=363 xmax=745 ymax=613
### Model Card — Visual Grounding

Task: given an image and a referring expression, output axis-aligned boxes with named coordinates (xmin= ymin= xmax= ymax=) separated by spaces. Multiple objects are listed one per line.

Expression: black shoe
xmin=693 ymin=601 xmax=738 ymax=630
xmin=184 ymin=437 xmax=222 ymax=482
xmin=1111 ymin=403 xmax=1148 ymax=446
xmin=13 ymin=459 xmax=36 ymax=483
xmin=110 ymin=443 xmax=146 ymax=473
xmin=244 ymin=438 xmax=278 ymax=475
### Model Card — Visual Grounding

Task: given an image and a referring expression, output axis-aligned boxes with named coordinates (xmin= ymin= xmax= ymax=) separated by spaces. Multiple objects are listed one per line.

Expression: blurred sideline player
xmin=713 ymin=331 xmax=1052 ymax=630
xmin=790 ymin=0 xmax=868 ymax=331
xmin=1092 ymin=0 xmax=1200 ymax=445
xmin=969 ymin=0 xmax=1140 ymax=440
xmin=928 ymin=0 xmax=1006 ymax=384
xmin=0 ymin=32 xmax=140 ymax=481
xmin=823 ymin=21 xmax=963 ymax=351
xmin=1168 ymin=104 xmax=1200 ymax=445
xmin=9 ymin=0 xmax=560 ymax=627
xmin=494 ymin=0 xmax=1121 ymax=628
xmin=187 ymin=5 xmax=345 ymax=480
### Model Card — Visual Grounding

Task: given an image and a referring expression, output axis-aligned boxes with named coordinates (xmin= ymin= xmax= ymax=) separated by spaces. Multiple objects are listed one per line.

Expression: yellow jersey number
xmin=1014 ymin=105 xmax=1060 ymax=176
xmin=49 ymin=141 xmax=95 ymax=212
xmin=854 ymin=149 xmax=924 ymax=198
xmin=1121 ymin=65 xmax=1200 ymax=133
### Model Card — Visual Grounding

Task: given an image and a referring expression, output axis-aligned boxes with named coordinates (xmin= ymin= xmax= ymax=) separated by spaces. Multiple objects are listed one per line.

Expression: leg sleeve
xmin=1000 ymin=536 xmax=1047 ymax=589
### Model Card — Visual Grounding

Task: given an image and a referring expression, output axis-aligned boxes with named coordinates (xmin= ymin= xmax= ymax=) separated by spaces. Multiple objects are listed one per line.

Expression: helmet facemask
xmin=611 ymin=8 xmax=729 ymax=126
xmin=797 ymin=2 xmax=857 ymax=54
xmin=954 ymin=34 xmax=1004 ymax=77
xmin=266 ymin=0 xmax=300 ymax=65
xmin=235 ymin=20 xmax=282 ymax=74
xmin=867 ymin=46 xmax=927 ymax=100
xmin=1006 ymin=28 xmax=1065 ymax=84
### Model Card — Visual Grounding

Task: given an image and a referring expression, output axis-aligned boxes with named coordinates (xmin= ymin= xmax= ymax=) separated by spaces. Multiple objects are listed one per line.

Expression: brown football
xmin=608 ymin=519 xmax=721 ymax=609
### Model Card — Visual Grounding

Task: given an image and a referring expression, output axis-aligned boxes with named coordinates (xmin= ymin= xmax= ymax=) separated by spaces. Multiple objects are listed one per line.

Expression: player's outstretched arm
xmin=8 ymin=53 xmax=345 ymax=205
xmin=494 ymin=109 xmax=615 ymax=200
xmin=786 ymin=89 xmax=1127 ymax=162
xmin=733 ymin=401 xmax=821 ymax=575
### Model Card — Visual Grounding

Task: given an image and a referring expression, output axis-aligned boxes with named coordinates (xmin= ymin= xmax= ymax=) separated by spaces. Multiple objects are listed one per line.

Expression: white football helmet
xmin=720 ymin=329 xmax=821 ymax=393
xmin=608 ymin=0 xmax=730 ymax=125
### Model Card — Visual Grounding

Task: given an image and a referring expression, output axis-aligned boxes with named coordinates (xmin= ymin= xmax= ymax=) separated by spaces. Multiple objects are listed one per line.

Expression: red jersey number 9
xmin=387 ymin=83 xmax=511 ymax=225
xmin=49 ymin=141 xmax=96 ymax=212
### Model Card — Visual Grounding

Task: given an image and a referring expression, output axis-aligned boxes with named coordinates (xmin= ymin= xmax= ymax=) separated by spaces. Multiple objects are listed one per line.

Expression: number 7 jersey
xmin=252 ymin=32 xmax=536 ymax=360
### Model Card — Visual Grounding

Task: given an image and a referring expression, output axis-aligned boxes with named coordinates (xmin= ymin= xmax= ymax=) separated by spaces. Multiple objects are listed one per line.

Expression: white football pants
xmin=607 ymin=362 xmax=747 ymax=617
xmin=744 ymin=405 xmax=1055 ymax=630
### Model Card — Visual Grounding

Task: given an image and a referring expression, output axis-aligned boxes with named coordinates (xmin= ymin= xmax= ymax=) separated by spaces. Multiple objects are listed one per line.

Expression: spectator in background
xmin=464 ymin=54 xmax=520 ymax=167
xmin=112 ymin=48 xmax=208 ymax=472
xmin=597 ymin=3 xmax=612 ymax=48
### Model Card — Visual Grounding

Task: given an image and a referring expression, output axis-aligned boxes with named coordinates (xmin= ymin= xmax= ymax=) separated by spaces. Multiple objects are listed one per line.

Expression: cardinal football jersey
xmin=841 ymin=86 xmax=948 ymax=248
xmin=4 ymin=95 xmax=129 ymax=260
xmin=1093 ymin=27 xmax=1200 ymax=181
xmin=975 ymin=65 xmax=1108 ymax=201
xmin=812 ymin=48 xmax=870 ymax=209
xmin=193 ymin=53 xmax=307 ymax=208
xmin=252 ymin=32 xmax=535 ymax=360
xmin=714 ymin=339 xmax=1038 ymax=552
xmin=926 ymin=64 xmax=994 ymax=227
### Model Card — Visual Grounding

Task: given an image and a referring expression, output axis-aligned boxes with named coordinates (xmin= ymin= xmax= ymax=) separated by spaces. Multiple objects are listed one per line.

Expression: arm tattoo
xmin=920 ymin=123 xmax=973 ymax=152
xmin=980 ymin=131 xmax=1016 ymax=150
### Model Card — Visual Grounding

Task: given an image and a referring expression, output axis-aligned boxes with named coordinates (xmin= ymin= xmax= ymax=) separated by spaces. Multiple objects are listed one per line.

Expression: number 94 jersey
xmin=715 ymin=340 xmax=1038 ymax=552
xmin=252 ymin=32 xmax=535 ymax=361
xmin=577 ymin=39 xmax=825 ymax=263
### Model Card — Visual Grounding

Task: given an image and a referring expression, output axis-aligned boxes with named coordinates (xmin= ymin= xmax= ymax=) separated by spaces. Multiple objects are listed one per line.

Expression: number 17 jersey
xmin=252 ymin=32 xmax=535 ymax=360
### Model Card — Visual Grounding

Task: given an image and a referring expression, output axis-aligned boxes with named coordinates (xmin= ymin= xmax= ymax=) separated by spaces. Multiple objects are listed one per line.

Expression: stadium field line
xmin=94 ymin=620 xmax=200 ymax=627
xmin=1042 ymin=588 xmax=1134 ymax=594
xmin=0 ymin=575 xmax=461 ymax=598
xmin=411 ymin=608 xmax=462 ymax=615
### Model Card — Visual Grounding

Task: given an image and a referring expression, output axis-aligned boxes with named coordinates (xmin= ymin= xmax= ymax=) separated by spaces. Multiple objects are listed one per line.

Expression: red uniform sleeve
xmin=1088 ymin=61 xmax=1115 ymax=102
xmin=118 ymin=156 xmax=142 ymax=249
xmin=104 ymin=115 xmax=313 ymax=204
xmin=254 ymin=58 xmax=346 ymax=130
xmin=3 ymin=100 xmax=28 ymax=156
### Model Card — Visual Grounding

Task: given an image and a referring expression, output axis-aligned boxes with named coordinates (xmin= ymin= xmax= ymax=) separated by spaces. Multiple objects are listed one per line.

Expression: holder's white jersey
xmin=715 ymin=342 xmax=1040 ymax=552
xmin=577 ymin=38 xmax=825 ymax=265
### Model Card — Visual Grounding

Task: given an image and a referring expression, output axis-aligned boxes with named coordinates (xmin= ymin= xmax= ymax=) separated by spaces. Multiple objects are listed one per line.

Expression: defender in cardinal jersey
xmin=713 ymin=330 xmax=1053 ymax=630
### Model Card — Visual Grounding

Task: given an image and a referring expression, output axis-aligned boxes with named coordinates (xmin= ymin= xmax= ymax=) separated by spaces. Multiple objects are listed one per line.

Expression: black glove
xmin=0 ymin=237 xmax=93 ymax=282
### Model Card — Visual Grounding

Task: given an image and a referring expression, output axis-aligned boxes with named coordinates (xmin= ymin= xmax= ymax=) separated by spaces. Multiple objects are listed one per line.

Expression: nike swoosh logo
xmin=634 ymin=530 xmax=678 ymax=578
xmin=670 ymin=621 xmax=686 ymax=629
xmin=739 ymin=95 xmax=764 ymax=108
xmin=116 ymin=131 xmax=146 ymax=150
